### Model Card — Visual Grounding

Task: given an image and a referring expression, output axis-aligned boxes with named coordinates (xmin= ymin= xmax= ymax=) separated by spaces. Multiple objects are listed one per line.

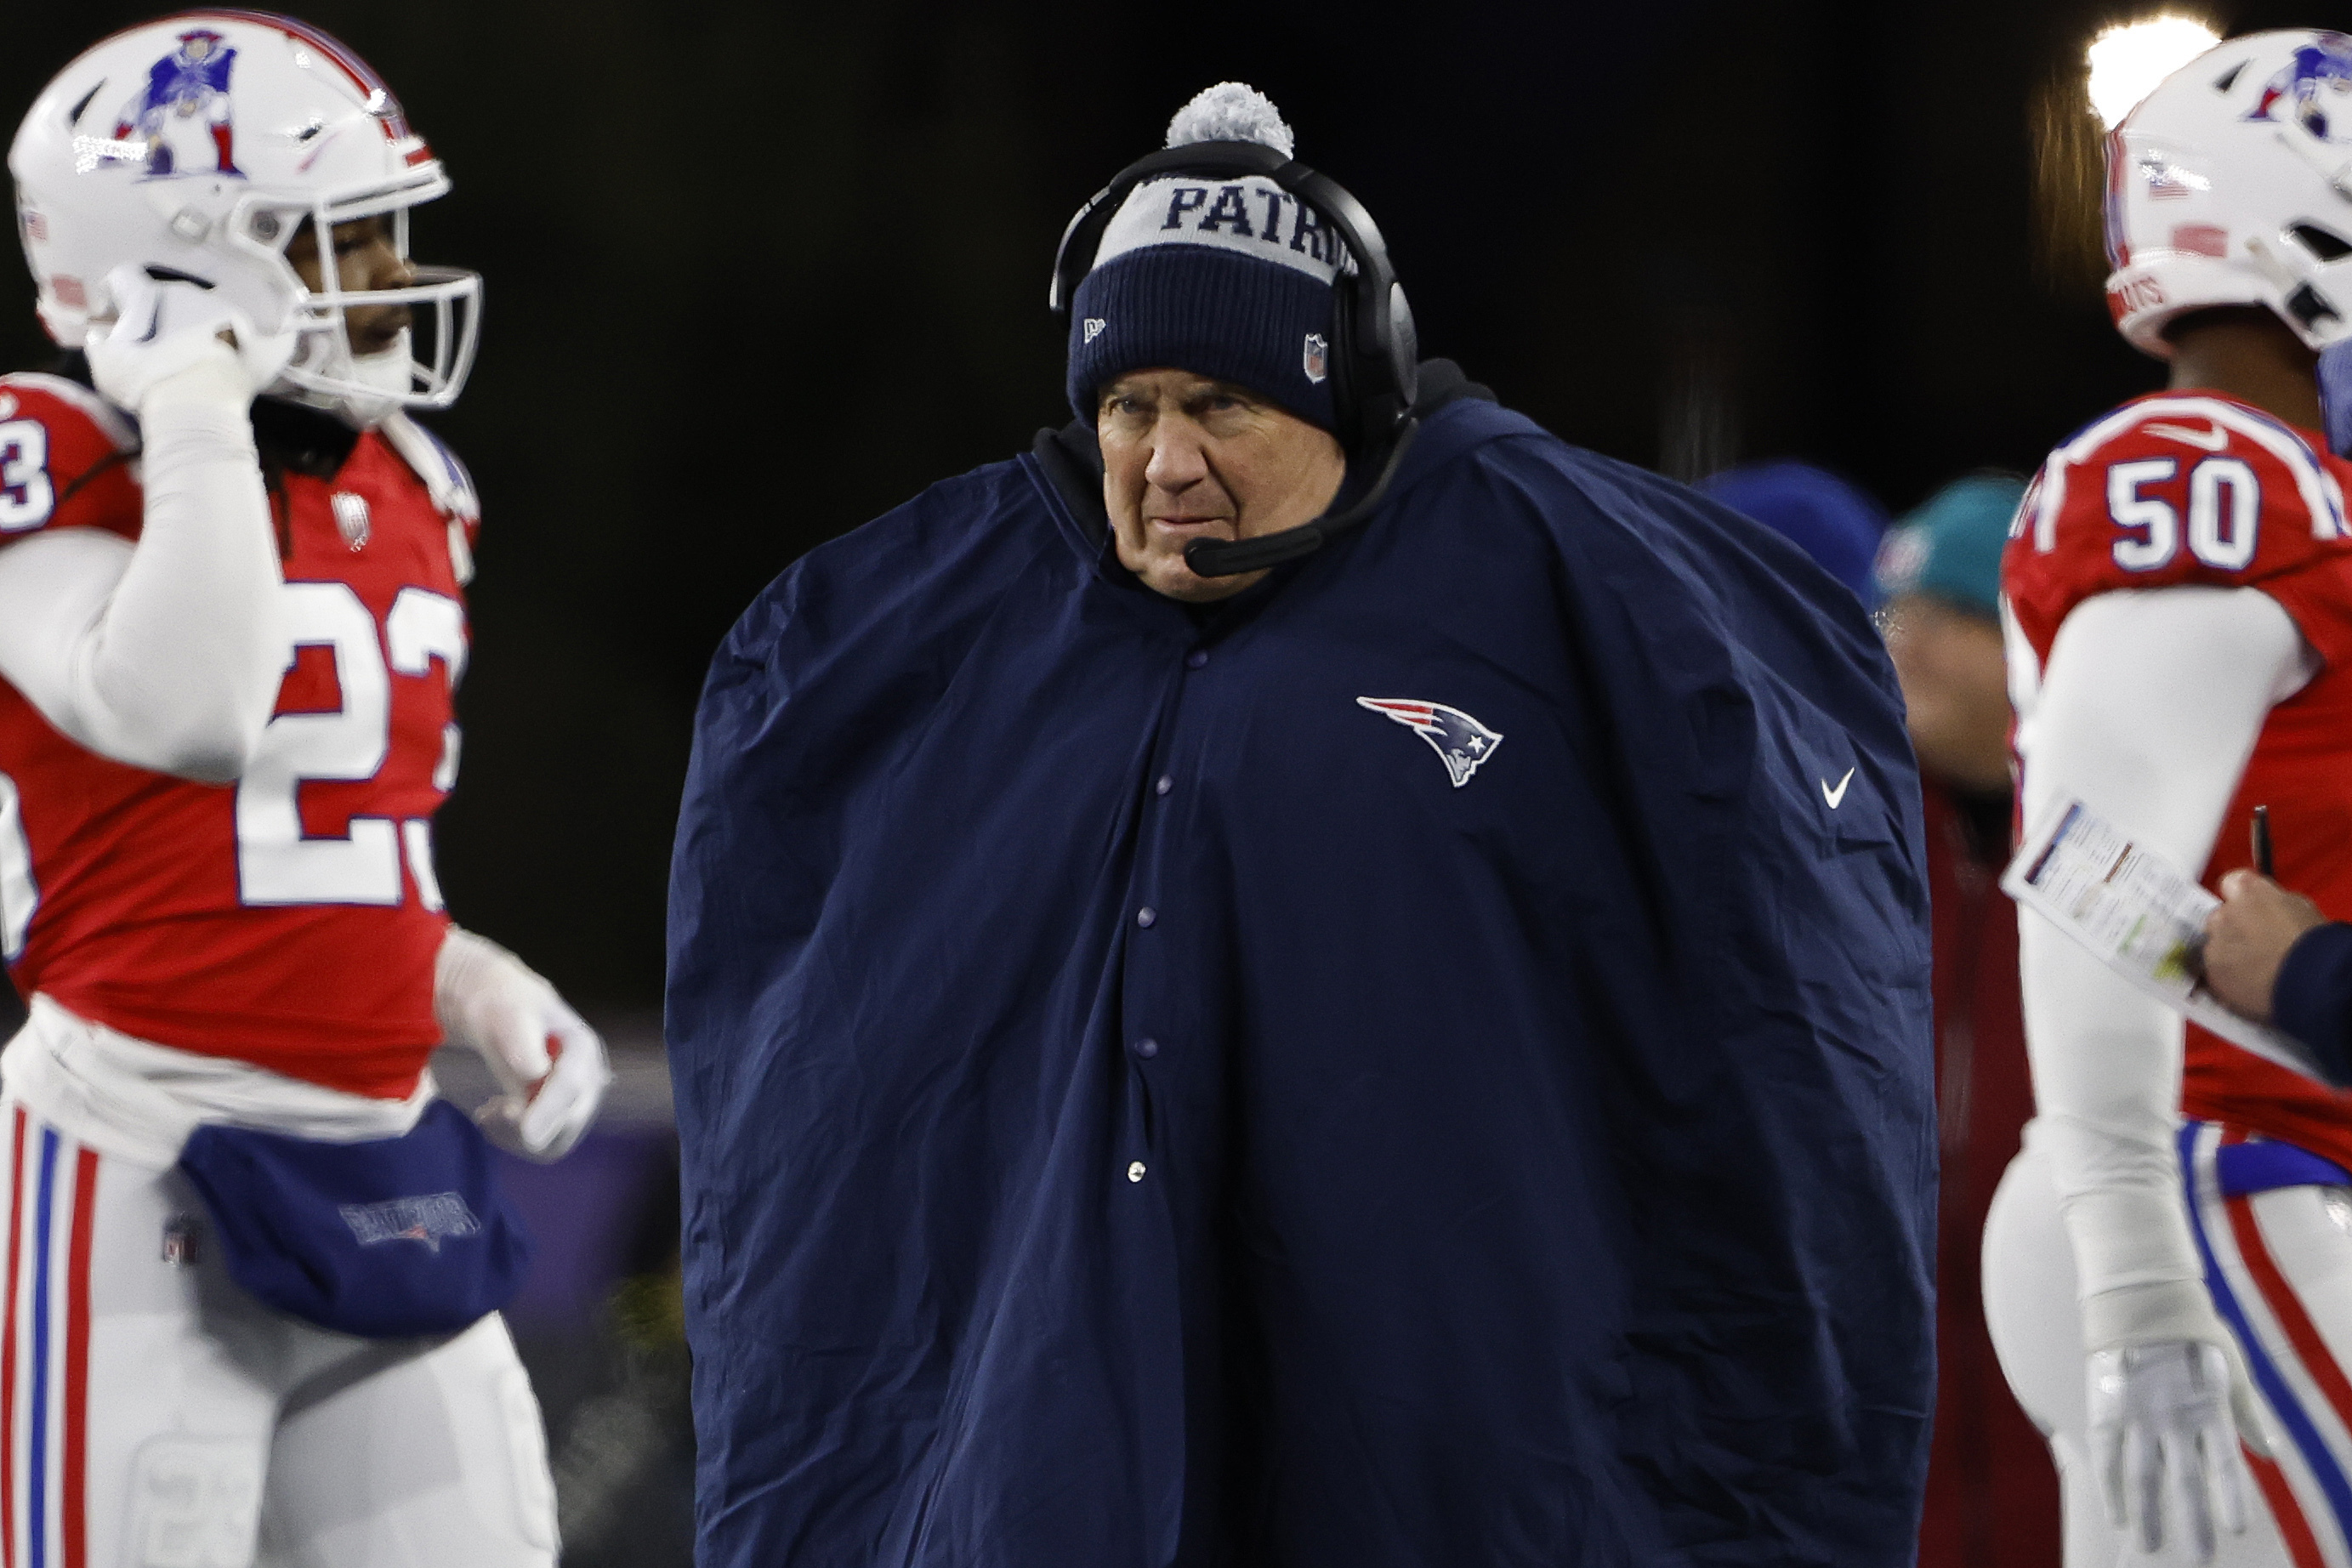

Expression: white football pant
xmin=1987 ymin=1120 xmax=2352 ymax=1567
xmin=0 ymin=1098 xmax=556 ymax=1567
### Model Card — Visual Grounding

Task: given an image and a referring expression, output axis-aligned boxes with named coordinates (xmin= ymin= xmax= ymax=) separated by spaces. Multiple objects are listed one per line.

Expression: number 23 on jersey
xmin=0 ymin=573 xmax=459 ymax=953
xmin=239 ymin=579 xmax=464 ymax=908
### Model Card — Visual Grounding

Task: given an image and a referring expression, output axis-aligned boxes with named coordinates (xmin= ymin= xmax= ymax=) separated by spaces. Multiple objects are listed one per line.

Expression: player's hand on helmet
xmin=2088 ymin=1338 xmax=2270 ymax=1562
xmin=85 ymin=263 xmax=295 ymax=413
xmin=434 ymin=926 xmax=612 ymax=1162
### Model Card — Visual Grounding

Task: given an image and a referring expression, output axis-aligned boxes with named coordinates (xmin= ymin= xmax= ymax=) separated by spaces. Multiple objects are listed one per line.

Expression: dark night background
xmin=0 ymin=1 xmax=2312 ymax=1554
xmin=0 ymin=0 xmax=2294 ymax=1018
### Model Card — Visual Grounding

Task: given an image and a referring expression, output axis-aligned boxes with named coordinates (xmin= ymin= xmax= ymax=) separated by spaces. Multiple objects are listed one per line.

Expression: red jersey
xmin=2003 ymin=390 xmax=2352 ymax=1169
xmin=0 ymin=372 xmax=479 ymax=1098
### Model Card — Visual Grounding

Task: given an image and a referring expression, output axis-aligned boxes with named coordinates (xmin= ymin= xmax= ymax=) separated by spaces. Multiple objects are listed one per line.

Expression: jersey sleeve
xmin=0 ymin=375 xmax=140 ymax=548
xmin=2002 ymin=395 xmax=2352 ymax=669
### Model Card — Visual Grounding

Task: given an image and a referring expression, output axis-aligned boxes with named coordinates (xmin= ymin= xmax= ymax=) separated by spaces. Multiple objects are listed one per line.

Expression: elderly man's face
xmin=1097 ymin=369 xmax=1346 ymax=602
xmin=1878 ymin=592 xmax=2013 ymax=793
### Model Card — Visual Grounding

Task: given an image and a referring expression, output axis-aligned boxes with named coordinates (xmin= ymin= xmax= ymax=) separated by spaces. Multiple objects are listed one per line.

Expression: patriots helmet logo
xmin=107 ymin=28 xmax=244 ymax=179
xmin=2247 ymin=36 xmax=2352 ymax=141
xmin=1357 ymin=697 xmax=1504 ymax=787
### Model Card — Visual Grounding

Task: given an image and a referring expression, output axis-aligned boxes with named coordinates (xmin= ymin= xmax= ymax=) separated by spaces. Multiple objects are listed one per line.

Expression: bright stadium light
xmin=2087 ymin=16 xmax=2222 ymax=128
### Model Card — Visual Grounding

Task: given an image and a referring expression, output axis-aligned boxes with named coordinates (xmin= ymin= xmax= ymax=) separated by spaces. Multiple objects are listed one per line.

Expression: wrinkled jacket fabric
xmin=667 ymin=379 xmax=1937 ymax=1565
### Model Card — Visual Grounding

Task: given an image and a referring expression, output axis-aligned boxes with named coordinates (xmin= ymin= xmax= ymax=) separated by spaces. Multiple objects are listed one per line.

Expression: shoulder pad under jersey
xmin=378 ymin=413 xmax=480 ymax=525
xmin=377 ymin=412 xmax=479 ymax=584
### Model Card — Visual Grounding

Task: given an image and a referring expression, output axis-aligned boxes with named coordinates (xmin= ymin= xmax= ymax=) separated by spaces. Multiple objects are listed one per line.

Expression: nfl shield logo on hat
xmin=1303 ymin=332 xmax=1329 ymax=384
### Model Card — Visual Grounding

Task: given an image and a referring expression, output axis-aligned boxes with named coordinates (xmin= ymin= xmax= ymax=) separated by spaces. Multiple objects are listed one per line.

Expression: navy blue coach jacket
xmin=667 ymin=369 xmax=1937 ymax=1565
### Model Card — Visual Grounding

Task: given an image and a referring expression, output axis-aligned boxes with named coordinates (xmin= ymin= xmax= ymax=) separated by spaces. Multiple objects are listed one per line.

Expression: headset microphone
xmin=1049 ymin=141 xmax=1420 ymax=577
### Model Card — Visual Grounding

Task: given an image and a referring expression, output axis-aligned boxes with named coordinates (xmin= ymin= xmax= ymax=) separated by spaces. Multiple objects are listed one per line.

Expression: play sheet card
xmin=2003 ymin=798 xmax=2326 ymax=1083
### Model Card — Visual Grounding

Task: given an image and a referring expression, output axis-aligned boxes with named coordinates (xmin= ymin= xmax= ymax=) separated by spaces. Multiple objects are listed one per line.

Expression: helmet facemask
xmin=238 ymin=172 xmax=480 ymax=429
xmin=2232 ymin=130 xmax=2352 ymax=455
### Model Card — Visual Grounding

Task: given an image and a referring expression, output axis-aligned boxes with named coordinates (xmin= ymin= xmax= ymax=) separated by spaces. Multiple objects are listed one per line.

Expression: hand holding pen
xmin=2200 ymin=806 xmax=2325 ymax=1024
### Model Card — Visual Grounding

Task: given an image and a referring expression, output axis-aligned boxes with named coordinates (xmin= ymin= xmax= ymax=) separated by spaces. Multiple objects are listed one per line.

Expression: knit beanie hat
xmin=1697 ymin=460 xmax=1891 ymax=605
xmin=1872 ymin=474 xmax=2029 ymax=620
xmin=1065 ymin=83 xmax=1346 ymax=431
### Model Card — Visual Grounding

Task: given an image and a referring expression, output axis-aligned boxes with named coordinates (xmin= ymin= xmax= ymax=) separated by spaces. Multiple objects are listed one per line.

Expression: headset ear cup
xmin=1388 ymin=281 xmax=1419 ymax=414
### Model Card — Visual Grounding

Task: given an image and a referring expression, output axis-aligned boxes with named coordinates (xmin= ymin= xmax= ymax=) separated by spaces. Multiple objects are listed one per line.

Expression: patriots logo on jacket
xmin=1356 ymin=697 xmax=1504 ymax=787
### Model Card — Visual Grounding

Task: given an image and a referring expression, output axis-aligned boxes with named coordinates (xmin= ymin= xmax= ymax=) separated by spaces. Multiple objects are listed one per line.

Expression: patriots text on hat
xmin=1093 ymin=178 xmax=1348 ymax=280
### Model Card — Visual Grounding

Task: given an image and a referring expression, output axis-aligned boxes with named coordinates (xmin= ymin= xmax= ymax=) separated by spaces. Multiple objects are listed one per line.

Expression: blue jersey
xmin=668 ymin=377 xmax=1936 ymax=1565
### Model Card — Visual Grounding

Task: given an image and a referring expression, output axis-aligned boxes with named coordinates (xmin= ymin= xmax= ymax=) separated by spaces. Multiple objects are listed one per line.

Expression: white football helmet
xmin=8 ymin=11 xmax=479 ymax=424
xmin=2106 ymin=30 xmax=2352 ymax=360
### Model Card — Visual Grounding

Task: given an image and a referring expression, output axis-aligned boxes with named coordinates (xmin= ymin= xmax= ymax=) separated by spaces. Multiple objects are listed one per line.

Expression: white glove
xmin=434 ymin=926 xmax=611 ymax=1162
xmin=85 ymin=264 xmax=294 ymax=414
xmin=2089 ymin=1339 xmax=2270 ymax=1561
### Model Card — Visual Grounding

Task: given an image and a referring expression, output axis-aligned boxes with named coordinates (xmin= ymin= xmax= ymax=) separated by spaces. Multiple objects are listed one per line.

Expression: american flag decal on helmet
xmin=1356 ymin=697 xmax=1504 ymax=787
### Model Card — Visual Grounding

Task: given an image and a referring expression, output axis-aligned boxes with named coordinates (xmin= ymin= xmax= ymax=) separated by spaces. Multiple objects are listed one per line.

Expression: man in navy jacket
xmin=667 ymin=85 xmax=1936 ymax=1565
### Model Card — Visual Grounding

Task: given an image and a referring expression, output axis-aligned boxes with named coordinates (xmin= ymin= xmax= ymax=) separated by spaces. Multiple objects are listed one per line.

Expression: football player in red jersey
xmin=0 ymin=13 xmax=605 ymax=1560
xmin=1987 ymin=27 xmax=2352 ymax=1568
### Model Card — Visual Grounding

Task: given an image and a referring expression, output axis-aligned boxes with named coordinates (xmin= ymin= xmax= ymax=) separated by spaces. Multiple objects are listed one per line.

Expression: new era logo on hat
xmin=1084 ymin=318 xmax=1108 ymax=344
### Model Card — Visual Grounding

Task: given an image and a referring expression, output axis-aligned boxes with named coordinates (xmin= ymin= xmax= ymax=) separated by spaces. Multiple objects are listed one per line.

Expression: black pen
xmin=2253 ymin=804 xmax=2275 ymax=879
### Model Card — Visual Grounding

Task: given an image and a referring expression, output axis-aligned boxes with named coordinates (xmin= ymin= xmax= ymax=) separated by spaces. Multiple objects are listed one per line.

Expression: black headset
xmin=1049 ymin=140 xmax=1422 ymax=577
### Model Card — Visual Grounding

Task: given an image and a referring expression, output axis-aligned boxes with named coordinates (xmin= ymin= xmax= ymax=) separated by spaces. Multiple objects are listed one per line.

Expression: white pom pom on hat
xmin=1165 ymin=82 xmax=1295 ymax=157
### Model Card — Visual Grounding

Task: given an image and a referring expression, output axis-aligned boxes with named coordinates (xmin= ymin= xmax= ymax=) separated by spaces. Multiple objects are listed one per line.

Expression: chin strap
xmin=1182 ymin=418 xmax=1422 ymax=577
